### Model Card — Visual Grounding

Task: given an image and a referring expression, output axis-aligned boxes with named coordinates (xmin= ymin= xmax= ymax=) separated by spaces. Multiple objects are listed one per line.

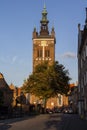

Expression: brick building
xmin=32 ymin=5 xmax=56 ymax=71
xmin=9 ymin=84 xmax=29 ymax=113
xmin=0 ymin=73 xmax=13 ymax=113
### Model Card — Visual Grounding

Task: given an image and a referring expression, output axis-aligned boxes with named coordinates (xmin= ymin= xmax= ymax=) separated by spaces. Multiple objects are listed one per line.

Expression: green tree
xmin=22 ymin=61 xmax=71 ymax=110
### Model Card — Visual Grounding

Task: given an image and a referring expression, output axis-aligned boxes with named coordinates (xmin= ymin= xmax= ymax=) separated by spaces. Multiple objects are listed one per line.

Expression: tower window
xmin=45 ymin=50 xmax=50 ymax=57
xmin=42 ymin=25 xmax=46 ymax=30
xmin=37 ymin=50 xmax=42 ymax=57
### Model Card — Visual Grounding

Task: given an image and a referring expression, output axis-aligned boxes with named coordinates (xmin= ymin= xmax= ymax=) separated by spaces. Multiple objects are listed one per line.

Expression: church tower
xmin=32 ymin=5 xmax=56 ymax=71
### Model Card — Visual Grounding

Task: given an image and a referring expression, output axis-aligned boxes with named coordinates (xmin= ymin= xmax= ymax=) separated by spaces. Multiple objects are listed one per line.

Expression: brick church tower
xmin=32 ymin=5 xmax=56 ymax=71
xmin=31 ymin=5 xmax=68 ymax=108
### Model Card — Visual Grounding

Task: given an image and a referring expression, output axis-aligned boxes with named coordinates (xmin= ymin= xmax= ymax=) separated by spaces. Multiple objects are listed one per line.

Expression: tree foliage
xmin=22 ymin=61 xmax=71 ymax=102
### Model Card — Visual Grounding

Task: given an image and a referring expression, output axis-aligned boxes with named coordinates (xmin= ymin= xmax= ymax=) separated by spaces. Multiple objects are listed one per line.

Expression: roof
xmin=0 ymin=73 xmax=12 ymax=91
xmin=69 ymin=83 xmax=75 ymax=88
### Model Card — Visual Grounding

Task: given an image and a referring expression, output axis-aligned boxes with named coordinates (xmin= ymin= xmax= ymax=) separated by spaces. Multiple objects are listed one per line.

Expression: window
xmin=42 ymin=25 xmax=46 ymax=30
xmin=45 ymin=50 xmax=50 ymax=57
xmin=37 ymin=50 xmax=42 ymax=57
xmin=59 ymin=95 xmax=61 ymax=105
xmin=58 ymin=94 xmax=62 ymax=106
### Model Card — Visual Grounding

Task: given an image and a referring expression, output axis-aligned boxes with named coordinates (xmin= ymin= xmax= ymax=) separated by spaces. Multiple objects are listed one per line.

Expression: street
xmin=0 ymin=113 xmax=62 ymax=130
xmin=0 ymin=113 xmax=87 ymax=130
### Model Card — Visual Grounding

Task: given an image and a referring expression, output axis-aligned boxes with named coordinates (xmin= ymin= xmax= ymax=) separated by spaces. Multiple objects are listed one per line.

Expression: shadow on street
xmin=60 ymin=114 xmax=87 ymax=130
xmin=0 ymin=114 xmax=38 ymax=130
xmin=44 ymin=113 xmax=62 ymax=130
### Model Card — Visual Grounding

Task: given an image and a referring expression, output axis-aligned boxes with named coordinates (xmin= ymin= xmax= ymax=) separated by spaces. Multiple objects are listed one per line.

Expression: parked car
xmin=63 ymin=108 xmax=69 ymax=114
xmin=63 ymin=107 xmax=73 ymax=114
xmin=53 ymin=107 xmax=62 ymax=113
xmin=46 ymin=108 xmax=54 ymax=114
xmin=68 ymin=108 xmax=73 ymax=114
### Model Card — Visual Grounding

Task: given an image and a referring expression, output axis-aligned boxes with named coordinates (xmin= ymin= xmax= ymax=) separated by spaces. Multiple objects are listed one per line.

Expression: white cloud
xmin=12 ymin=56 xmax=17 ymax=64
xmin=0 ymin=55 xmax=18 ymax=64
xmin=58 ymin=52 xmax=77 ymax=59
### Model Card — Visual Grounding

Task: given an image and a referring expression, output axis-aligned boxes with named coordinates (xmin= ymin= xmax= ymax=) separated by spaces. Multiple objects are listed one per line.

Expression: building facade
xmin=78 ymin=8 xmax=87 ymax=119
xmin=68 ymin=83 xmax=78 ymax=113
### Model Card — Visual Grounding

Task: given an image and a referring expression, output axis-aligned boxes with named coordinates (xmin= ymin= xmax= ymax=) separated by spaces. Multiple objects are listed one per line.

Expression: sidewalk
xmin=61 ymin=114 xmax=87 ymax=130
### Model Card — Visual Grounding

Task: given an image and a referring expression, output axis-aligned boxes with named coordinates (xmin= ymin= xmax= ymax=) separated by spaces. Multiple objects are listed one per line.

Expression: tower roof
xmin=40 ymin=4 xmax=49 ymax=36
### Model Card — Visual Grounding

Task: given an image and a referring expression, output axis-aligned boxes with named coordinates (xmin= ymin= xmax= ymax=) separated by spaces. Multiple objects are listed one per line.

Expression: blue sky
xmin=0 ymin=0 xmax=87 ymax=87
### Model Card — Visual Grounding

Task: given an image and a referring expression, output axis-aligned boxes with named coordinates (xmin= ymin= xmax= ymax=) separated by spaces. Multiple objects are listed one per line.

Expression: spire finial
xmin=44 ymin=1 xmax=46 ymax=9
xmin=41 ymin=2 xmax=48 ymax=22
xmin=43 ymin=2 xmax=47 ymax=14
xmin=44 ymin=0 xmax=45 ymax=6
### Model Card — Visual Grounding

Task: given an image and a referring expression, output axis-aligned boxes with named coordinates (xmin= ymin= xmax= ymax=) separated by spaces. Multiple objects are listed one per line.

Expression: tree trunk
xmin=43 ymin=98 xmax=47 ymax=113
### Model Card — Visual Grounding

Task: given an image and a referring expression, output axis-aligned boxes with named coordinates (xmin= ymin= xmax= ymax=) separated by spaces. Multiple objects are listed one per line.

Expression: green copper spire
xmin=41 ymin=4 xmax=48 ymax=22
